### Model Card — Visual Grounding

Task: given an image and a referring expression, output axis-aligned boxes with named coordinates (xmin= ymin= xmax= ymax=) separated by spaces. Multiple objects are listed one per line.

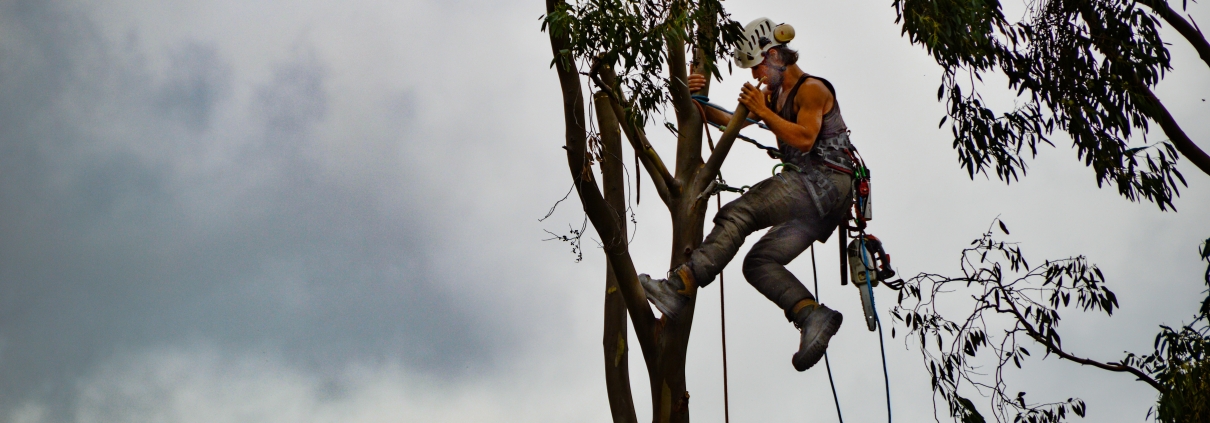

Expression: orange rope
xmin=699 ymin=95 xmax=731 ymax=423
xmin=718 ymin=193 xmax=730 ymax=423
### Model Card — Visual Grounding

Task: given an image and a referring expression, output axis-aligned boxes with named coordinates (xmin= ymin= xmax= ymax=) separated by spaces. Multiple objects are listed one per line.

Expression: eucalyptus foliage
xmin=1124 ymin=238 xmax=1210 ymax=423
xmin=891 ymin=221 xmax=1120 ymax=422
xmin=542 ymin=0 xmax=743 ymax=127
xmin=895 ymin=0 xmax=1186 ymax=210
xmin=893 ymin=225 xmax=1210 ymax=422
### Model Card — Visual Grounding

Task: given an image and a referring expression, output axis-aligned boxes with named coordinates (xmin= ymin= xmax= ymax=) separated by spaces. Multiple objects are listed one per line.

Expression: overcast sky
xmin=1 ymin=0 xmax=1207 ymax=422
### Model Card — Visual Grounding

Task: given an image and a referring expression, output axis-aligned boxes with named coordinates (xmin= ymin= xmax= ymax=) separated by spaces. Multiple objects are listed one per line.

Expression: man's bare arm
xmin=739 ymin=80 xmax=828 ymax=152
xmin=688 ymin=73 xmax=760 ymax=129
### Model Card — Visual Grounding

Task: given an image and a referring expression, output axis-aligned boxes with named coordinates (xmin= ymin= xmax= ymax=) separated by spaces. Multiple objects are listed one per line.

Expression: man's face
xmin=750 ymin=63 xmax=767 ymax=81
xmin=752 ymin=53 xmax=784 ymax=88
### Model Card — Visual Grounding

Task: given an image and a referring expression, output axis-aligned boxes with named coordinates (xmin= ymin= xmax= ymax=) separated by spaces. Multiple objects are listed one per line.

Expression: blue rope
xmin=691 ymin=95 xmax=771 ymax=131
xmin=857 ymin=203 xmax=893 ymax=423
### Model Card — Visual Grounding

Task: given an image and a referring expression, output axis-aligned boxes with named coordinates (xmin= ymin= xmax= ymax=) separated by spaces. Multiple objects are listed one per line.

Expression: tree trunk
xmin=545 ymin=1 xmax=744 ymax=421
xmin=597 ymin=92 xmax=639 ymax=423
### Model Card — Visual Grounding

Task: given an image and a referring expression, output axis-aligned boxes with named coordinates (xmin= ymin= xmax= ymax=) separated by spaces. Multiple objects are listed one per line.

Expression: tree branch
xmin=695 ymin=104 xmax=750 ymax=188
xmin=1138 ymin=0 xmax=1210 ymax=70
xmin=594 ymin=68 xmax=680 ymax=205
xmin=597 ymin=91 xmax=640 ymax=423
xmin=1137 ymin=83 xmax=1210 ymax=177
xmin=1078 ymin=2 xmax=1210 ymax=177
xmin=1002 ymin=297 xmax=1167 ymax=392
xmin=547 ymin=0 xmax=657 ymax=352
xmin=665 ymin=22 xmax=704 ymax=184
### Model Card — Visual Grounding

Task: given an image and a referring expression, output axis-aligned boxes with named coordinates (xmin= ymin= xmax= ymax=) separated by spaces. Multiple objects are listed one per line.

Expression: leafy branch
xmin=543 ymin=0 xmax=741 ymax=128
xmin=895 ymin=0 xmax=1193 ymax=210
xmin=891 ymin=220 xmax=1154 ymax=423
xmin=1123 ymin=237 xmax=1210 ymax=423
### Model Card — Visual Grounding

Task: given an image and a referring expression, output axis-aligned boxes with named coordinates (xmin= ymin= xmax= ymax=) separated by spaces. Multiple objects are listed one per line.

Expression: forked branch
xmin=547 ymin=0 xmax=657 ymax=350
xmin=592 ymin=64 xmax=679 ymax=206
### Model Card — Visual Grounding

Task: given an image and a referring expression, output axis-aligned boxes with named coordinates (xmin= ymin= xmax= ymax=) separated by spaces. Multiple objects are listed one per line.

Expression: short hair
xmin=768 ymin=45 xmax=798 ymax=66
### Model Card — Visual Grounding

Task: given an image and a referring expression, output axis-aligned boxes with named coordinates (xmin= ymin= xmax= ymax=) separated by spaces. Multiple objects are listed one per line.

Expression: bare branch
xmin=1002 ymin=298 xmax=1166 ymax=392
xmin=695 ymin=104 xmax=750 ymax=188
xmin=1137 ymin=83 xmax=1210 ymax=177
xmin=594 ymin=68 xmax=679 ymax=206
xmin=596 ymin=91 xmax=640 ymax=423
xmin=665 ymin=25 xmax=704 ymax=182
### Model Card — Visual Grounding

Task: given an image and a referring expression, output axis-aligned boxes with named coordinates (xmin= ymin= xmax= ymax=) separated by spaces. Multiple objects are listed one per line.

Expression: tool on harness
xmin=848 ymin=151 xmax=873 ymax=226
xmin=838 ymin=149 xmax=898 ymax=331
xmin=854 ymin=164 xmax=873 ymax=222
xmin=847 ymin=234 xmax=895 ymax=331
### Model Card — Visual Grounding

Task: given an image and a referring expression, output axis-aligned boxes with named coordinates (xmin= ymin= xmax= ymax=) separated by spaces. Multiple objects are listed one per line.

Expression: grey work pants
xmin=687 ymin=169 xmax=852 ymax=313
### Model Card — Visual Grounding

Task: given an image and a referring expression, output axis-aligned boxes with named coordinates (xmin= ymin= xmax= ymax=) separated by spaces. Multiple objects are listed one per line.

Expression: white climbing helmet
xmin=733 ymin=17 xmax=796 ymax=69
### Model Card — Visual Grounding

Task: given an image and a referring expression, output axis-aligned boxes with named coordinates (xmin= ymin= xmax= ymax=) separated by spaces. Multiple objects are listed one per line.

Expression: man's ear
xmin=765 ymin=48 xmax=781 ymax=65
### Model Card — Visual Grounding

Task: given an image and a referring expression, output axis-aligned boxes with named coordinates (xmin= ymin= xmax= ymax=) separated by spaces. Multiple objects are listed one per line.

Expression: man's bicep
xmin=794 ymin=103 xmax=825 ymax=137
xmin=795 ymin=84 xmax=830 ymax=136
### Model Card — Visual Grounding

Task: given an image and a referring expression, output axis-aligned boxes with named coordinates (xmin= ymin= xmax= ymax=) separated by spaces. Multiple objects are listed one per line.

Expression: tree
xmin=542 ymin=1 xmax=745 ymax=421
xmin=894 ymin=0 xmax=1210 ymax=211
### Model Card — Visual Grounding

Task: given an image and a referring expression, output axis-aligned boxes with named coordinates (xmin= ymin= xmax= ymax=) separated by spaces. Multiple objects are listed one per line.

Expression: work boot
xmin=791 ymin=302 xmax=843 ymax=372
xmin=638 ymin=265 xmax=695 ymax=320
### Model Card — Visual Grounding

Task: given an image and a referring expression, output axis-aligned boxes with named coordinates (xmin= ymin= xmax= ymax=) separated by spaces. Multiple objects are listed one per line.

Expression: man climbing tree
xmin=639 ymin=17 xmax=858 ymax=372
xmin=544 ymin=0 xmax=876 ymax=419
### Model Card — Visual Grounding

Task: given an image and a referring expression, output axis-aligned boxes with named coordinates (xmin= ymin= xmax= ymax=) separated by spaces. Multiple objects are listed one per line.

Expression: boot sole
xmin=792 ymin=310 xmax=843 ymax=371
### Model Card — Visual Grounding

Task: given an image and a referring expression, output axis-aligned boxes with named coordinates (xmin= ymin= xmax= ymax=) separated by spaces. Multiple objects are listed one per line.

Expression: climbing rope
xmin=856 ymin=207 xmax=894 ymax=423
xmin=718 ymin=193 xmax=732 ymax=423
xmin=811 ymin=246 xmax=845 ymax=423
xmin=699 ymin=98 xmax=732 ymax=423
xmin=691 ymin=95 xmax=783 ymax=159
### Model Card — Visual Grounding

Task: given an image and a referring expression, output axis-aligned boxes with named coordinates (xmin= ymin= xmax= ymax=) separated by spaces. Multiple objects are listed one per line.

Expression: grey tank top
xmin=770 ymin=75 xmax=853 ymax=173
xmin=769 ymin=74 xmax=856 ymax=217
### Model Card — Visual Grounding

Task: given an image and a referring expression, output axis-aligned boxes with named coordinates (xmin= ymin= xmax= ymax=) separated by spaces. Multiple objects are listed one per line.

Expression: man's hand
xmin=738 ymin=80 xmax=772 ymax=119
xmin=687 ymin=74 xmax=707 ymax=93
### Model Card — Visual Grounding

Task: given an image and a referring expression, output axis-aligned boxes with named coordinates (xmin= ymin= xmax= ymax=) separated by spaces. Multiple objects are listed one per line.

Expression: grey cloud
xmin=0 ymin=2 xmax=502 ymax=419
xmin=256 ymin=46 xmax=326 ymax=136
xmin=155 ymin=42 xmax=230 ymax=132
